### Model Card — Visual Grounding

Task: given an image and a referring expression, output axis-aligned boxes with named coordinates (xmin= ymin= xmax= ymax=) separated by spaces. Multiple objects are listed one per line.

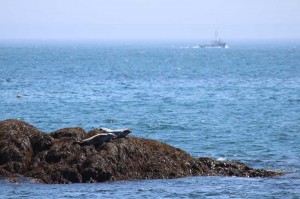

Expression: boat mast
xmin=215 ymin=31 xmax=219 ymax=41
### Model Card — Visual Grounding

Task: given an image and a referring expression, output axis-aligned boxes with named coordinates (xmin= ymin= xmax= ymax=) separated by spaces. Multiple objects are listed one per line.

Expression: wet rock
xmin=197 ymin=157 xmax=280 ymax=177
xmin=0 ymin=167 xmax=14 ymax=177
xmin=50 ymin=127 xmax=86 ymax=140
xmin=0 ymin=120 xmax=35 ymax=173
xmin=0 ymin=119 xmax=284 ymax=184
xmin=31 ymin=134 xmax=53 ymax=153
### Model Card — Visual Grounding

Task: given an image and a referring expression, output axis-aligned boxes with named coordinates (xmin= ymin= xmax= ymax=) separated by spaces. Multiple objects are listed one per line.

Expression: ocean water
xmin=0 ymin=40 xmax=299 ymax=198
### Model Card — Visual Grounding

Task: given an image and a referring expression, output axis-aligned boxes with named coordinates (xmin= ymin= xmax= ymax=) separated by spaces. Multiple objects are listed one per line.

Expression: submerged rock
xmin=0 ymin=119 xmax=283 ymax=184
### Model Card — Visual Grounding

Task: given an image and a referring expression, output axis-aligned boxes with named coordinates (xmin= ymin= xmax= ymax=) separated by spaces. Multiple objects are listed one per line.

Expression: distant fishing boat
xmin=195 ymin=31 xmax=229 ymax=48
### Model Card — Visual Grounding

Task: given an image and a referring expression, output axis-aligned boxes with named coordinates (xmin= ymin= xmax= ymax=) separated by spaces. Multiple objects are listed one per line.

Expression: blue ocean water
xmin=0 ymin=40 xmax=299 ymax=198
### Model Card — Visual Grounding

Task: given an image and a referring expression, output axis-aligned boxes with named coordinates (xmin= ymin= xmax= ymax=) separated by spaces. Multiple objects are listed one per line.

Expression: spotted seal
xmin=74 ymin=133 xmax=116 ymax=146
xmin=99 ymin=127 xmax=132 ymax=138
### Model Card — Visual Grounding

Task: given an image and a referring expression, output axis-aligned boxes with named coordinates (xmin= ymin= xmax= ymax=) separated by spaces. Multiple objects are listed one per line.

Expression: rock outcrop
xmin=0 ymin=119 xmax=283 ymax=184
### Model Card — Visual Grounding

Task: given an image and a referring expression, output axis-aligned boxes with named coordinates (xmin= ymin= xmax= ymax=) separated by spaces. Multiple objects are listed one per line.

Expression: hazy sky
xmin=1 ymin=0 xmax=300 ymax=40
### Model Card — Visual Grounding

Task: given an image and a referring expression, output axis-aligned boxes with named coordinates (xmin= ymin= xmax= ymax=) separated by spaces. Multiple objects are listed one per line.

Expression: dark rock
xmin=0 ymin=119 xmax=52 ymax=156
xmin=0 ymin=119 xmax=284 ymax=184
xmin=50 ymin=127 xmax=86 ymax=140
xmin=0 ymin=120 xmax=35 ymax=173
xmin=0 ymin=167 xmax=14 ymax=177
xmin=197 ymin=157 xmax=280 ymax=177
xmin=31 ymin=134 xmax=53 ymax=153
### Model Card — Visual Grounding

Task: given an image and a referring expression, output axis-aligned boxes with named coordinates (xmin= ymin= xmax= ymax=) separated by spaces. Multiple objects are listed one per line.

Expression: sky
xmin=1 ymin=0 xmax=300 ymax=41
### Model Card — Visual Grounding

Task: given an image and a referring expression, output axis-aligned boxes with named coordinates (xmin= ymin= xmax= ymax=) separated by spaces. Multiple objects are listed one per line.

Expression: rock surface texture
xmin=0 ymin=119 xmax=283 ymax=184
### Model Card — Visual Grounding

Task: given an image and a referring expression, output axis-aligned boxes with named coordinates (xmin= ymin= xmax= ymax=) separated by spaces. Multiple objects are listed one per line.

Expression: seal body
xmin=100 ymin=128 xmax=131 ymax=138
xmin=75 ymin=133 xmax=116 ymax=146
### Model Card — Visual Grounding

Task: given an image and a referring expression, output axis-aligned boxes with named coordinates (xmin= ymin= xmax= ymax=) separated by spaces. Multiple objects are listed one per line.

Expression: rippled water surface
xmin=0 ymin=41 xmax=299 ymax=198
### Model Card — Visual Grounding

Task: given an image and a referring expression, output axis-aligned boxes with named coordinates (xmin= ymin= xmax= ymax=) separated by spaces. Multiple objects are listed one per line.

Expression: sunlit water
xmin=0 ymin=41 xmax=299 ymax=198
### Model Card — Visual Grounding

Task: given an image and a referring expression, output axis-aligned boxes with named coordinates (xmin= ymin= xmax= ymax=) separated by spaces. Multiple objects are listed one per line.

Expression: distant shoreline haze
xmin=0 ymin=24 xmax=300 ymax=41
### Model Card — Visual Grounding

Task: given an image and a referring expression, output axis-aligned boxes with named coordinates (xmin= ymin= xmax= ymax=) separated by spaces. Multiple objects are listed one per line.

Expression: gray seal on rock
xmin=74 ymin=133 xmax=116 ymax=146
xmin=99 ymin=127 xmax=132 ymax=138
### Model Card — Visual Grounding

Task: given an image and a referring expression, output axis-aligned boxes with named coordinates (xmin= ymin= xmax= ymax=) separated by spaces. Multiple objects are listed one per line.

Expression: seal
xmin=74 ymin=133 xmax=116 ymax=146
xmin=99 ymin=127 xmax=132 ymax=138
